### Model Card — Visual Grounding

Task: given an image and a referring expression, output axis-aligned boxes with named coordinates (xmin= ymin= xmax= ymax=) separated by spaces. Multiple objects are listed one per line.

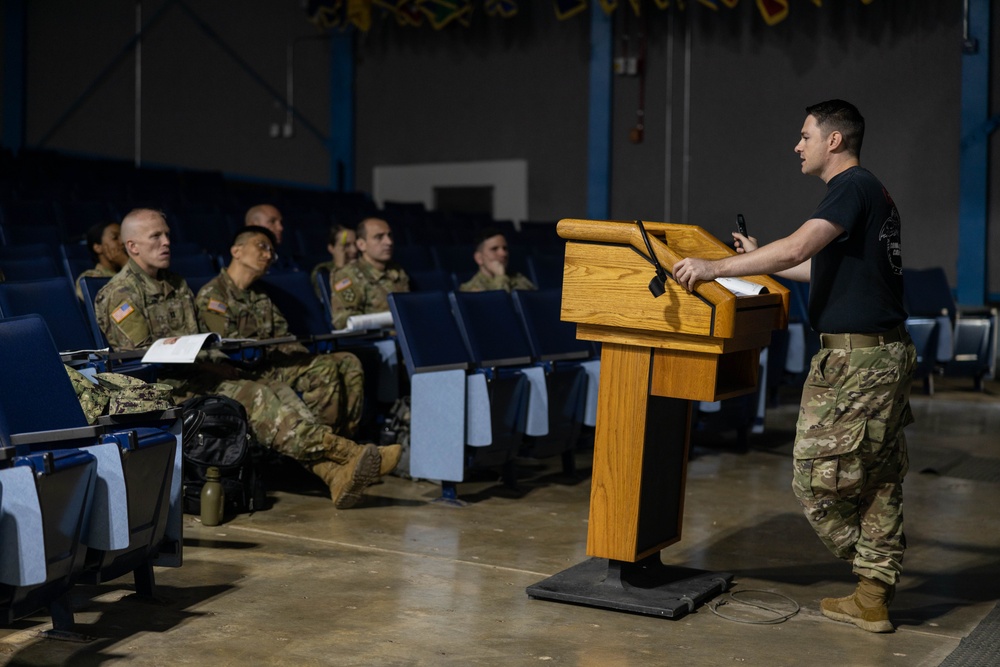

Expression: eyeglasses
xmin=253 ymin=241 xmax=277 ymax=259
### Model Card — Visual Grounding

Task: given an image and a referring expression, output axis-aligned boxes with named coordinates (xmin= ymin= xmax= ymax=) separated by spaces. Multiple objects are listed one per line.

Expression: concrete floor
xmin=2 ymin=376 xmax=999 ymax=667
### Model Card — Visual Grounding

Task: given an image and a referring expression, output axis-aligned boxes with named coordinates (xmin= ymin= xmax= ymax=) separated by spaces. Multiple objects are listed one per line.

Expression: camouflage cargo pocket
xmin=793 ymin=415 xmax=866 ymax=460
xmin=792 ymin=419 xmax=866 ymax=500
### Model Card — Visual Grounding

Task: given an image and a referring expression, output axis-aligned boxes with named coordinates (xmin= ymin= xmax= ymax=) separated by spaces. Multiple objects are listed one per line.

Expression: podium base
xmin=526 ymin=555 xmax=732 ymax=619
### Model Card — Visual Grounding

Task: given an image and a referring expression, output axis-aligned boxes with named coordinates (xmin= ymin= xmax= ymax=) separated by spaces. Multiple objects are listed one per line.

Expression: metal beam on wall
xmin=587 ymin=4 xmax=613 ymax=220
xmin=956 ymin=0 xmax=992 ymax=306
xmin=328 ymin=32 xmax=355 ymax=193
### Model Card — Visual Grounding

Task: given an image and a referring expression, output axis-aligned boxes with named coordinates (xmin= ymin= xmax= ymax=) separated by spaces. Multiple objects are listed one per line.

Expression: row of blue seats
xmin=0 ymin=315 xmax=183 ymax=634
xmin=773 ymin=269 xmax=997 ymax=395
xmin=388 ymin=289 xmax=599 ymax=498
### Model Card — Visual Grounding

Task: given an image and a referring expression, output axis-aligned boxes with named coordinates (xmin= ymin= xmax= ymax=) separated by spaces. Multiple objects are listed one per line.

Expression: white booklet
xmin=344 ymin=311 xmax=394 ymax=332
xmin=715 ymin=277 xmax=769 ymax=296
xmin=141 ymin=332 xmax=221 ymax=364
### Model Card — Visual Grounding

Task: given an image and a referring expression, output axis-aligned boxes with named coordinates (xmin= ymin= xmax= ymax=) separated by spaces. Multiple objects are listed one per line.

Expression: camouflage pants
xmin=791 ymin=337 xmax=916 ymax=586
xmin=254 ymin=351 xmax=364 ymax=437
xmin=164 ymin=364 xmax=359 ymax=465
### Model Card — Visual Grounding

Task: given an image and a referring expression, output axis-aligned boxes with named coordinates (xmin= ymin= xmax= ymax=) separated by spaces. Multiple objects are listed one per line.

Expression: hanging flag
xmin=652 ymin=0 xmax=670 ymax=8
xmin=627 ymin=0 xmax=642 ymax=15
xmin=379 ymin=0 xmax=424 ymax=26
xmin=308 ymin=0 xmax=347 ymax=29
xmin=599 ymin=0 xmax=618 ymax=13
xmin=485 ymin=0 xmax=518 ymax=17
xmin=347 ymin=0 xmax=373 ymax=31
xmin=554 ymin=0 xmax=588 ymax=20
xmin=699 ymin=0 xmax=719 ymax=10
xmin=420 ymin=0 xmax=473 ymax=29
xmin=720 ymin=0 xmax=739 ymax=7
xmin=756 ymin=0 xmax=788 ymax=25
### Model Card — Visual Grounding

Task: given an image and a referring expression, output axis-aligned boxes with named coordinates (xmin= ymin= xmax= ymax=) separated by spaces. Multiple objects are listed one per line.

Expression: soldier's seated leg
xmin=213 ymin=377 xmax=384 ymax=507
xmin=260 ymin=352 xmax=364 ymax=436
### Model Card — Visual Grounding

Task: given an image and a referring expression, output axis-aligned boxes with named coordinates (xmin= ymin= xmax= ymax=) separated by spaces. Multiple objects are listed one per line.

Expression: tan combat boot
xmin=311 ymin=443 xmax=381 ymax=509
xmin=378 ymin=444 xmax=402 ymax=477
xmin=820 ymin=576 xmax=895 ymax=633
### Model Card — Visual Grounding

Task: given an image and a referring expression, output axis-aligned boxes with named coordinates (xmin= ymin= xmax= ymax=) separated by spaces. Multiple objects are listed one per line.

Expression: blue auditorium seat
xmin=408 ymin=269 xmax=457 ymax=292
xmin=903 ymin=267 xmax=997 ymax=390
xmin=905 ymin=317 xmax=941 ymax=394
xmin=389 ymin=291 xmax=526 ymax=499
xmin=511 ymin=289 xmax=594 ymax=467
xmin=79 ymin=275 xmax=112 ymax=347
xmin=0 ymin=277 xmax=99 ymax=352
xmin=0 ymin=256 xmax=62 ymax=281
xmin=169 ymin=252 xmax=218 ymax=279
xmin=256 ymin=270 xmax=332 ymax=337
xmin=0 ymin=315 xmax=183 ymax=616
xmin=1 ymin=447 xmax=97 ymax=633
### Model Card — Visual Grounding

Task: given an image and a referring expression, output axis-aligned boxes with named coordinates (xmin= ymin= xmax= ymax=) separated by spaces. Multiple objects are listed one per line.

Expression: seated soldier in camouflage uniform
xmin=327 ymin=218 xmax=410 ymax=330
xmin=74 ymin=220 xmax=128 ymax=299
xmin=459 ymin=228 xmax=537 ymax=293
xmin=94 ymin=208 xmax=389 ymax=509
xmin=309 ymin=224 xmax=358 ymax=300
xmin=194 ymin=225 xmax=400 ymax=472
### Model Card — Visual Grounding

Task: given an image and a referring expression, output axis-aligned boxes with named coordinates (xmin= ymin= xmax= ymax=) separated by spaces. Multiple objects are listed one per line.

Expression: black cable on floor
xmin=709 ymin=589 xmax=801 ymax=625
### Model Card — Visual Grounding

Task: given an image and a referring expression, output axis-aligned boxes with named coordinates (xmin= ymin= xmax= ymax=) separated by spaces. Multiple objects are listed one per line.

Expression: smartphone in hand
xmin=735 ymin=214 xmax=748 ymax=250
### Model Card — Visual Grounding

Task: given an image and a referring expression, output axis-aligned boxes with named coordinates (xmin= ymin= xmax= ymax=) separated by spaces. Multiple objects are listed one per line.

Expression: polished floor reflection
xmin=2 ymin=377 xmax=998 ymax=667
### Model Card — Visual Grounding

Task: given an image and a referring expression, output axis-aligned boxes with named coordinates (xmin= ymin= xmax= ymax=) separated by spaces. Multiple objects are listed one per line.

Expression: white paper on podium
xmin=715 ymin=277 xmax=769 ymax=296
xmin=141 ymin=333 xmax=220 ymax=363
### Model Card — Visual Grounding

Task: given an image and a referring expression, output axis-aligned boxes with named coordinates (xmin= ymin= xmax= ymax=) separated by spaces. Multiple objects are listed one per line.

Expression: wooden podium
xmin=526 ymin=219 xmax=789 ymax=618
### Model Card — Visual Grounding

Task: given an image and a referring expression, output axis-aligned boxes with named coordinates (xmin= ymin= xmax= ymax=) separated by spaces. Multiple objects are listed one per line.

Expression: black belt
xmin=820 ymin=325 xmax=906 ymax=350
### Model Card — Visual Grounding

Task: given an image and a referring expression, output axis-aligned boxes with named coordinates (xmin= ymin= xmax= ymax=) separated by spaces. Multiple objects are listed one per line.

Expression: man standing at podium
xmin=673 ymin=99 xmax=915 ymax=634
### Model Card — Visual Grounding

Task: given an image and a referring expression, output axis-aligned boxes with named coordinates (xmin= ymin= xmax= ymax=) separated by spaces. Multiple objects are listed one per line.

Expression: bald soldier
xmin=327 ymin=217 xmax=410 ymax=330
xmin=245 ymin=203 xmax=285 ymax=245
xmin=95 ymin=208 xmax=395 ymax=509
xmin=195 ymin=226 xmax=376 ymax=442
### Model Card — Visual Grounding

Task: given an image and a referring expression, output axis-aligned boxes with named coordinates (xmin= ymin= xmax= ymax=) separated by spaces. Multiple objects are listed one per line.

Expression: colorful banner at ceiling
xmin=306 ymin=0 xmax=878 ymax=32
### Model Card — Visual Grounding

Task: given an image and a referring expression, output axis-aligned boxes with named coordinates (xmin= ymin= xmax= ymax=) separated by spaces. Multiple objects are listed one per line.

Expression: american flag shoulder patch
xmin=334 ymin=277 xmax=353 ymax=292
xmin=111 ymin=301 xmax=135 ymax=324
xmin=207 ymin=299 xmax=228 ymax=314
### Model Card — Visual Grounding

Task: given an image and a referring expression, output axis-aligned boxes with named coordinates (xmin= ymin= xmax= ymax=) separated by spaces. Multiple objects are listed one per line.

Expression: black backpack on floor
xmin=180 ymin=395 xmax=268 ymax=516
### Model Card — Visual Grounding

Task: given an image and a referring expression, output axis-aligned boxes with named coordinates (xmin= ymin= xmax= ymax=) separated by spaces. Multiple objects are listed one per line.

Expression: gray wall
xmin=21 ymin=0 xmax=332 ymax=185
xmin=4 ymin=0 xmax=997 ymax=295
xmin=354 ymin=5 xmax=591 ymax=220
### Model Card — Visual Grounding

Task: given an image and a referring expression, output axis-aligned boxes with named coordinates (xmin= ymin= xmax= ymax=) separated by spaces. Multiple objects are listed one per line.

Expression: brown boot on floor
xmin=311 ymin=443 xmax=381 ymax=509
xmin=378 ymin=444 xmax=402 ymax=477
xmin=820 ymin=576 xmax=895 ymax=633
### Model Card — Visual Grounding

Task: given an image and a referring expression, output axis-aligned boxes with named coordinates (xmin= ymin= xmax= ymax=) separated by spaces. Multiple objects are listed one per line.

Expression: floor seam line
xmin=219 ymin=523 xmax=556 ymax=577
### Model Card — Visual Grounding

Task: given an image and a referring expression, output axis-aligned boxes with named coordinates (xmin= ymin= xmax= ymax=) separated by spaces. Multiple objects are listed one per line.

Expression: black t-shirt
xmin=808 ymin=166 xmax=906 ymax=333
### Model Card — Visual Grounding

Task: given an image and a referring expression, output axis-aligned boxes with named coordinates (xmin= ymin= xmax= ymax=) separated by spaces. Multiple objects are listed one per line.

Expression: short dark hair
xmin=805 ymin=99 xmax=865 ymax=157
xmin=328 ymin=224 xmax=352 ymax=246
xmin=474 ymin=228 xmax=506 ymax=252
xmin=356 ymin=217 xmax=390 ymax=240
xmin=85 ymin=220 xmax=118 ymax=263
xmin=232 ymin=225 xmax=277 ymax=249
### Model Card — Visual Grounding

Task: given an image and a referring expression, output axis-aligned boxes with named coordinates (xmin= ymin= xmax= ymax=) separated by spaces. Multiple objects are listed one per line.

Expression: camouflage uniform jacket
xmin=459 ymin=271 xmax=537 ymax=293
xmin=195 ymin=269 xmax=308 ymax=356
xmin=75 ymin=263 xmax=118 ymax=299
xmin=94 ymin=258 xmax=199 ymax=351
xmin=328 ymin=259 xmax=410 ymax=330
